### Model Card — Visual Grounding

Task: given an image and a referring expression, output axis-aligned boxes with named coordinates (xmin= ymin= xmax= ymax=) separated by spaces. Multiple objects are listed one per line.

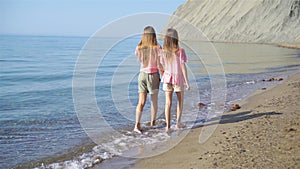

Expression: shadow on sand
xmin=191 ymin=111 xmax=282 ymax=129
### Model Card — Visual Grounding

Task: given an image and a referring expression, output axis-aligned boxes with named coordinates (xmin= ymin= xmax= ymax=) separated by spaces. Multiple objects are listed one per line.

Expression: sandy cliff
xmin=165 ymin=0 xmax=300 ymax=43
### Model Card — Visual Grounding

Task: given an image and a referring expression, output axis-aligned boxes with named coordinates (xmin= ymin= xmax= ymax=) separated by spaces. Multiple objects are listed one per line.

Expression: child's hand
xmin=159 ymin=69 xmax=164 ymax=75
xmin=186 ymin=83 xmax=190 ymax=91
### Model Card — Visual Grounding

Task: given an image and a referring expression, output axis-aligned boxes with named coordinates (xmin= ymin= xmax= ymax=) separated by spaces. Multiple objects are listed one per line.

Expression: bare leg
xmin=165 ymin=91 xmax=173 ymax=131
xmin=176 ymin=91 xmax=184 ymax=128
xmin=150 ymin=92 xmax=158 ymax=126
xmin=135 ymin=92 xmax=147 ymax=132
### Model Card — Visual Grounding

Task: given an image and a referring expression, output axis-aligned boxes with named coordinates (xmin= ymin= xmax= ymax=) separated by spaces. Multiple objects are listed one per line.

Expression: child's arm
xmin=157 ymin=47 xmax=164 ymax=75
xmin=181 ymin=63 xmax=190 ymax=91
xmin=158 ymin=62 xmax=164 ymax=75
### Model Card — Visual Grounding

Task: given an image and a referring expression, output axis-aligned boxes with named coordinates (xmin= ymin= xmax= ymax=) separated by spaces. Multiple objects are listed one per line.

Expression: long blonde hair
xmin=137 ymin=26 xmax=159 ymax=66
xmin=163 ymin=28 xmax=179 ymax=63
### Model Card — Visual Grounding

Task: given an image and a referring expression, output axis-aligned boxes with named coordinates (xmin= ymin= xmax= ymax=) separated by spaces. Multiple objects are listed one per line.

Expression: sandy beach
xmin=134 ymin=72 xmax=300 ymax=169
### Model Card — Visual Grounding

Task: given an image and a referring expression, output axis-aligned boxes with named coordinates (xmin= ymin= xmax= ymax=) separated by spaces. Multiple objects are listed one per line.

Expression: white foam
xmin=246 ymin=80 xmax=255 ymax=84
xmin=34 ymin=145 xmax=115 ymax=169
xmin=34 ymin=110 xmax=204 ymax=169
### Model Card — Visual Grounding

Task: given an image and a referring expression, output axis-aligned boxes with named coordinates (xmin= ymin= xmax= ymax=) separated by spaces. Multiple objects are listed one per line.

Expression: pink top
xmin=161 ymin=48 xmax=187 ymax=86
xmin=135 ymin=45 xmax=162 ymax=73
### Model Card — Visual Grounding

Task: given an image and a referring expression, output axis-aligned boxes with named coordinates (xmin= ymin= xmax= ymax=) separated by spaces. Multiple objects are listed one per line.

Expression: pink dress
xmin=135 ymin=45 xmax=162 ymax=73
xmin=161 ymin=48 xmax=187 ymax=86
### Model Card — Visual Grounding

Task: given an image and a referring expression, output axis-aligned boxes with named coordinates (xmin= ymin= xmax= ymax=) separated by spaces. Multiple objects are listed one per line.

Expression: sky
xmin=0 ymin=0 xmax=186 ymax=36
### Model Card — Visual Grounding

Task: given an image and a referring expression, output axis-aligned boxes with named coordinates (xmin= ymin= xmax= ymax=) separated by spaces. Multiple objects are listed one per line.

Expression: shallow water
xmin=0 ymin=35 xmax=299 ymax=168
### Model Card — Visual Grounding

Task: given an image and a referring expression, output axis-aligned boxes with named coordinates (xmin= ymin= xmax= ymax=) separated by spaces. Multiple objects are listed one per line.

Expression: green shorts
xmin=138 ymin=72 xmax=160 ymax=94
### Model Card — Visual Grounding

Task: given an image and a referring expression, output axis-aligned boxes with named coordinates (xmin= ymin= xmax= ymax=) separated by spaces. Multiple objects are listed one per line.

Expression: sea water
xmin=0 ymin=35 xmax=299 ymax=168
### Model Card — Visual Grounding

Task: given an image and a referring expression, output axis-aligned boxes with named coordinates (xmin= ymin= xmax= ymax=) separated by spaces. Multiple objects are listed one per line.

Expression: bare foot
xmin=176 ymin=123 xmax=186 ymax=129
xmin=133 ymin=128 xmax=142 ymax=134
xmin=150 ymin=120 xmax=156 ymax=127
xmin=165 ymin=127 xmax=171 ymax=133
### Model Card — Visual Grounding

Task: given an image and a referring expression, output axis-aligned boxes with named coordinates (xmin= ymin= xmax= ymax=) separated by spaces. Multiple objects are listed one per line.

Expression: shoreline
xmin=133 ymin=72 xmax=300 ymax=169
xmin=176 ymin=39 xmax=300 ymax=49
xmin=275 ymin=43 xmax=300 ymax=50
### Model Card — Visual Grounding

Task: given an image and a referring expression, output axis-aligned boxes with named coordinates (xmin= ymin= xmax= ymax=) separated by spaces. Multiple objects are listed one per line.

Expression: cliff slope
xmin=165 ymin=0 xmax=300 ymax=43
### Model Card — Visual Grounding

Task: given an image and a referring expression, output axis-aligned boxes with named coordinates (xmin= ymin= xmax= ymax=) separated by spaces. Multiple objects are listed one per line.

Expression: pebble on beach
xmin=262 ymin=77 xmax=284 ymax=82
xmin=230 ymin=104 xmax=241 ymax=111
xmin=198 ymin=102 xmax=206 ymax=108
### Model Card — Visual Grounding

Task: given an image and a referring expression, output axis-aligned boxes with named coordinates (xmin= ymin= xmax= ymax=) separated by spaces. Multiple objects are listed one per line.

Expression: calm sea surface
xmin=0 ymin=35 xmax=299 ymax=168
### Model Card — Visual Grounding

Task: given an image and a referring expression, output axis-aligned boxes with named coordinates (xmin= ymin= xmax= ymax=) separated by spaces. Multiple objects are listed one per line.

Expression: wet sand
xmin=133 ymin=72 xmax=300 ymax=169
xmin=277 ymin=43 xmax=300 ymax=49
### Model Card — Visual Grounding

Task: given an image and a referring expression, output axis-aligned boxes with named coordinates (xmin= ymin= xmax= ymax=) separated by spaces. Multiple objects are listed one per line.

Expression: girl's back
xmin=136 ymin=45 xmax=161 ymax=73
xmin=161 ymin=48 xmax=187 ymax=86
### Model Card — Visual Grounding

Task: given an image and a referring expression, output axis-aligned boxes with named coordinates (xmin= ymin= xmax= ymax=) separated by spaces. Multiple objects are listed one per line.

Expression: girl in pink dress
xmin=161 ymin=28 xmax=190 ymax=131
xmin=134 ymin=26 xmax=163 ymax=133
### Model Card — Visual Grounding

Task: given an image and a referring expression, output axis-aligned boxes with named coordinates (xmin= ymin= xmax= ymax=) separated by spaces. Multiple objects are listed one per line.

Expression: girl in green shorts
xmin=134 ymin=26 xmax=163 ymax=133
